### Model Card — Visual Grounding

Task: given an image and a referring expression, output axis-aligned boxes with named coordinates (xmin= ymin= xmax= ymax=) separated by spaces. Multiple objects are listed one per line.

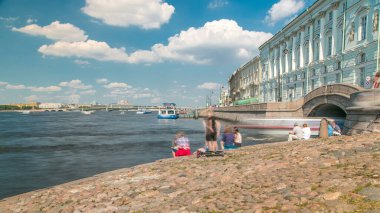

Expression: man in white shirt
xmin=288 ymin=122 xmax=303 ymax=141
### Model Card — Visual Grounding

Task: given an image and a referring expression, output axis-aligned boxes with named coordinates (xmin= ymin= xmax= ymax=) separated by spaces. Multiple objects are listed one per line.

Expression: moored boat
xmin=157 ymin=103 xmax=179 ymax=119
xmin=136 ymin=108 xmax=152 ymax=114
xmin=81 ymin=110 xmax=95 ymax=115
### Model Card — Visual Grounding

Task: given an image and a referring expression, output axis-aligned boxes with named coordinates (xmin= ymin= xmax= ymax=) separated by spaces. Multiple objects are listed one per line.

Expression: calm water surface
xmin=0 ymin=111 xmax=283 ymax=199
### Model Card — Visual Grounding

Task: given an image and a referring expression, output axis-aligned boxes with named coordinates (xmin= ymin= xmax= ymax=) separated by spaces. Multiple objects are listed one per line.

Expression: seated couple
xmin=328 ymin=120 xmax=342 ymax=136
xmin=288 ymin=122 xmax=311 ymax=141
xmin=220 ymin=126 xmax=242 ymax=150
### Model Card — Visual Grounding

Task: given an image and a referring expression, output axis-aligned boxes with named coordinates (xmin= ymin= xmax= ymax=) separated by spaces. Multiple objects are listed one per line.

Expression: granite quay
xmin=1 ymin=133 xmax=380 ymax=212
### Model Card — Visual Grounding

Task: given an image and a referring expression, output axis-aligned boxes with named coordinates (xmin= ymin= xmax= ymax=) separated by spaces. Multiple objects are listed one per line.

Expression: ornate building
xmin=228 ymin=56 xmax=261 ymax=105
xmin=259 ymin=0 xmax=380 ymax=103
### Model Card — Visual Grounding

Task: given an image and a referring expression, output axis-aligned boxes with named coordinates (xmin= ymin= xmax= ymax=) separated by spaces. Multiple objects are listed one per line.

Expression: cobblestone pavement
xmin=1 ymin=133 xmax=380 ymax=212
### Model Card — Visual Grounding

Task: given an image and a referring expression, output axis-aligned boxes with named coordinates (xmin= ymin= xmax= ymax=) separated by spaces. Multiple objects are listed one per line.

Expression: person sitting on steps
xmin=288 ymin=122 xmax=303 ymax=141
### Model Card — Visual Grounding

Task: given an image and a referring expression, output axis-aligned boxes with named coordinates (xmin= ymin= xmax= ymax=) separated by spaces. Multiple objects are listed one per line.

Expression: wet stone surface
xmin=1 ymin=133 xmax=380 ymax=212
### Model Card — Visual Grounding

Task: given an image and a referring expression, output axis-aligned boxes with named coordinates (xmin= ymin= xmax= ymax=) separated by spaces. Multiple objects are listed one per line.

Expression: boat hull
xmin=157 ymin=114 xmax=179 ymax=119
xmin=236 ymin=118 xmax=345 ymax=136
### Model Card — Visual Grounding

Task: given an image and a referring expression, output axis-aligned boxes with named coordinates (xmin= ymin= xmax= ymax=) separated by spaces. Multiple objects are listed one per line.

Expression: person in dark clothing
xmin=202 ymin=109 xmax=220 ymax=151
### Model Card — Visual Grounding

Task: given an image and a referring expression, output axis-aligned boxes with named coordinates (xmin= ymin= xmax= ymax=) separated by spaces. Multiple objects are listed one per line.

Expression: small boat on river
xmin=136 ymin=108 xmax=152 ymax=114
xmin=157 ymin=103 xmax=179 ymax=119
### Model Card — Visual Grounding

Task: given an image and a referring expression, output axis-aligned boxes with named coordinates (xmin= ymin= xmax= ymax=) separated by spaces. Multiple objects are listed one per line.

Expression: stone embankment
xmin=1 ymin=133 xmax=380 ymax=212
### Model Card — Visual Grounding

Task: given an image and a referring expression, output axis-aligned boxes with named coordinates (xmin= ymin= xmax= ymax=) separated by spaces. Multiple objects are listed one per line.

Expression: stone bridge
xmin=202 ymin=84 xmax=380 ymax=134
xmin=302 ymin=84 xmax=363 ymax=117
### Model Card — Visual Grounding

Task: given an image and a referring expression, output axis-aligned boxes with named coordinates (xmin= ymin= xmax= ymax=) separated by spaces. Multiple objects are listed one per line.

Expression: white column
xmin=309 ymin=22 xmax=314 ymax=64
xmin=273 ymin=47 xmax=278 ymax=78
xmin=292 ymin=34 xmax=297 ymax=70
xmin=332 ymin=3 xmax=339 ymax=55
xmin=300 ymin=28 xmax=305 ymax=68
xmin=268 ymin=51 xmax=272 ymax=80
xmin=279 ymin=44 xmax=283 ymax=76
xmin=285 ymin=40 xmax=290 ymax=73
xmin=319 ymin=12 xmax=326 ymax=61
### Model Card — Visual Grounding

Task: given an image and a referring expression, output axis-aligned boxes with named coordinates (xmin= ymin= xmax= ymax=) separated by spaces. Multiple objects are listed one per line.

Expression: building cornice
xmin=259 ymin=0 xmax=327 ymax=50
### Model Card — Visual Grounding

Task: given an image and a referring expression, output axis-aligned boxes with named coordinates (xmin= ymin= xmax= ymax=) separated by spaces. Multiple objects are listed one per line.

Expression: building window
xmin=302 ymin=82 xmax=306 ymax=96
xmin=336 ymin=73 xmax=341 ymax=83
xmin=315 ymin=41 xmax=319 ymax=61
xmin=360 ymin=15 xmax=367 ymax=41
xmin=311 ymin=79 xmax=316 ymax=90
xmin=323 ymin=76 xmax=327 ymax=85
xmin=317 ymin=19 xmax=321 ymax=28
xmin=311 ymin=68 xmax=316 ymax=76
xmin=329 ymin=11 xmax=333 ymax=21
xmin=336 ymin=61 xmax=341 ymax=70
xmin=358 ymin=68 xmax=365 ymax=87
xmin=328 ymin=36 xmax=333 ymax=56
xmin=360 ymin=53 xmax=366 ymax=63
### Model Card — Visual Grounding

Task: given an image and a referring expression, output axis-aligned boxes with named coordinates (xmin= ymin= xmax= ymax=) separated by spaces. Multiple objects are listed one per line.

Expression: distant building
xmin=218 ymin=88 xmax=229 ymax=107
xmin=228 ymin=56 xmax=261 ymax=105
xmin=38 ymin=103 xmax=62 ymax=109
xmin=259 ymin=0 xmax=380 ymax=103
xmin=118 ymin=99 xmax=129 ymax=105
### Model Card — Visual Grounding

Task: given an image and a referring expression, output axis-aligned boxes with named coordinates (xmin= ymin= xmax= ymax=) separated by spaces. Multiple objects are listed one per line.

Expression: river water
xmin=0 ymin=111 xmax=285 ymax=199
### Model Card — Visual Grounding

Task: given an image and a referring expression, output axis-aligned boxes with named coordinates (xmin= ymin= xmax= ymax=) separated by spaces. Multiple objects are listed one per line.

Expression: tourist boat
xmin=81 ymin=110 xmax=95 ymax=115
xmin=236 ymin=118 xmax=345 ymax=137
xmin=157 ymin=103 xmax=179 ymax=119
xmin=80 ymin=106 xmax=95 ymax=115
xmin=21 ymin=110 xmax=31 ymax=114
xmin=136 ymin=108 xmax=152 ymax=114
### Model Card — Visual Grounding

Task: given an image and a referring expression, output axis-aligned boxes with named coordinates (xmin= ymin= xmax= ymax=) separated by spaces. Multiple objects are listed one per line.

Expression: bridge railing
xmin=304 ymin=83 xmax=362 ymax=104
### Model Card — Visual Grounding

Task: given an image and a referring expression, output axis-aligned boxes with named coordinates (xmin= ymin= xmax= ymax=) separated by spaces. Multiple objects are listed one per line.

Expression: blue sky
xmin=0 ymin=0 xmax=315 ymax=106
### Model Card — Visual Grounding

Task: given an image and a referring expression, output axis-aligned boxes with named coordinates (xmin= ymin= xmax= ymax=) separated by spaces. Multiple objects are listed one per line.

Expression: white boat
xmin=81 ymin=110 xmax=95 ymax=115
xmin=136 ymin=108 xmax=152 ymax=114
xmin=120 ymin=111 xmax=125 ymax=115
xmin=80 ymin=106 xmax=94 ymax=115
xmin=21 ymin=110 xmax=31 ymax=114
xmin=157 ymin=103 xmax=179 ymax=119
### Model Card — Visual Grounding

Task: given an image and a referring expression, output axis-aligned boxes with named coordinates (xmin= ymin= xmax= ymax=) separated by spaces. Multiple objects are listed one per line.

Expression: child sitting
xmin=171 ymin=131 xmax=191 ymax=157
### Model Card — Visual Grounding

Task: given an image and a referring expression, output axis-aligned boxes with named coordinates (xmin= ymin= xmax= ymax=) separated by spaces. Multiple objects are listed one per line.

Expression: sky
xmin=0 ymin=0 xmax=315 ymax=107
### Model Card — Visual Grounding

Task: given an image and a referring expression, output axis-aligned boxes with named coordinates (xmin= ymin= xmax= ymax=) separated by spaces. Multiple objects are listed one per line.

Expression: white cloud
xmin=0 ymin=17 xmax=18 ymax=22
xmin=74 ymin=59 xmax=90 ymax=65
xmin=208 ymin=0 xmax=229 ymax=9
xmin=96 ymin=78 xmax=109 ymax=84
xmin=151 ymin=97 xmax=162 ymax=104
xmin=265 ymin=0 xmax=305 ymax=26
xmin=59 ymin=79 xmax=92 ymax=90
xmin=25 ymin=95 xmax=39 ymax=102
xmin=197 ymin=82 xmax=221 ymax=90
xmin=104 ymin=82 xmax=130 ymax=89
xmin=80 ymin=90 xmax=96 ymax=95
xmin=150 ymin=19 xmax=272 ymax=64
xmin=36 ymin=19 xmax=272 ymax=65
xmin=6 ymin=84 xmax=26 ymax=90
xmin=28 ymin=86 xmax=62 ymax=92
xmin=38 ymin=40 xmax=157 ymax=64
xmin=26 ymin=18 xmax=37 ymax=24
xmin=12 ymin=21 xmax=88 ymax=42
xmin=82 ymin=0 xmax=175 ymax=29
xmin=67 ymin=94 xmax=81 ymax=104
